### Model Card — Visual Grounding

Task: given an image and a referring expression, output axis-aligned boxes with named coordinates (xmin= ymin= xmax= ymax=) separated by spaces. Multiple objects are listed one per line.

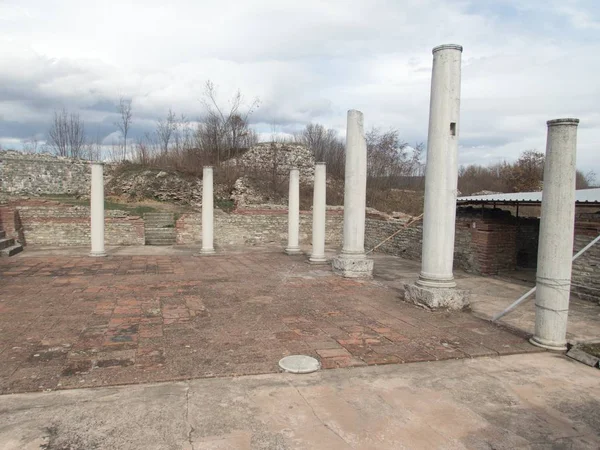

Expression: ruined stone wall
xmin=364 ymin=217 xmax=477 ymax=273
xmin=224 ymin=143 xmax=315 ymax=182
xmin=366 ymin=214 xmax=528 ymax=276
xmin=0 ymin=150 xmax=93 ymax=196
xmin=0 ymin=201 xmax=144 ymax=246
xmin=366 ymin=210 xmax=600 ymax=304
xmin=572 ymin=218 xmax=600 ymax=305
xmin=364 ymin=217 xmax=421 ymax=260
xmin=176 ymin=209 xmax=344 ymax=247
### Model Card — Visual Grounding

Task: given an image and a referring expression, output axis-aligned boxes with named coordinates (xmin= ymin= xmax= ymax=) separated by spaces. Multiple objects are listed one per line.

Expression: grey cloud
xmin=0 ymin=0 xmax=598 ymax=175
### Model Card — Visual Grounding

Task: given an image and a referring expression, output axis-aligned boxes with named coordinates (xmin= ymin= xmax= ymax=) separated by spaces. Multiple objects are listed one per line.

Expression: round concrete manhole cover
xmin=278 ymin=355 xmax=320 ymax=374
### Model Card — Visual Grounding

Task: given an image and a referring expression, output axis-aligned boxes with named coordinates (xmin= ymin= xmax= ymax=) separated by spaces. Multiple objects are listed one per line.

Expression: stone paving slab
xmin=0 ymin=251 xmax=542 ymax=394
xmin=0 ymin=353 xmax=598 ymax=449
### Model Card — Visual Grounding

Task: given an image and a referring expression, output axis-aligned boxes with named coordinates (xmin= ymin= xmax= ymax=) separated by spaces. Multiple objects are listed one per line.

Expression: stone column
xmin=200 ymin=166 xmax=215 ymax=255
xmin=309 ymin=162 xmax=327 ymax=264
xmin=530 ymin=118 xmax=579 ymax=351
xmin=285 ymin=168 xmax=301 ymax=255
xmin=332 ymin=110 xmax=373 ymax=277
xmin=89 ymin=162 xmax=106 ymax=257
xmin=404 ymin=44 xmax=468 ymax=309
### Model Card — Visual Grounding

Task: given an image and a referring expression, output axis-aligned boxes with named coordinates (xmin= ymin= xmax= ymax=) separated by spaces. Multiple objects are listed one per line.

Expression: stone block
xmin=403 ymin=283 xmax=470 ymax=310
xmin=566 ymin=347 xmax=600 ymax=368
xmin=332 ymin=255 xmax=373 ymax=278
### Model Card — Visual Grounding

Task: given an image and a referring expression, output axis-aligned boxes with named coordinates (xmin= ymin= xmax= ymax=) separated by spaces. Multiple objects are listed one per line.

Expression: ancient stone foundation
xmin=404 ymin=283 xmax=470 ymax=310
xmin=331 ymin=255 xmax=374 ymax=278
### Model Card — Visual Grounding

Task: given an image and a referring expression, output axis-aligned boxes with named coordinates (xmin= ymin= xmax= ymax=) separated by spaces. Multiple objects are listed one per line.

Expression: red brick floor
xmin=0 ymin=252 xmax=542 ymax=394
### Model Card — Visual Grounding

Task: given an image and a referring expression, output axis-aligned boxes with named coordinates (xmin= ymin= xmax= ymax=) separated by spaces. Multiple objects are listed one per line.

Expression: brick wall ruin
xmin=366 ymin=207 xmax=600 ymax=304
xmin=0 ymin=201 xmax=144 ymax=246
xmin=176 ymin=208 xmax=344 ymax=248
xmin=1 ymin=201 xmax=343 ymax=249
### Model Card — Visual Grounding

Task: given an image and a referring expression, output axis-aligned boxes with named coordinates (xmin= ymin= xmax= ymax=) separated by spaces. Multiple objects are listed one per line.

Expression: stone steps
xmin=0 ymin=237 xmax=13 ymax=251
xmin=1 ymin=243 xmax=23 ymax=257
xmin=145 ymin=238 xmax=177 ymax=246
xmin=144 ymin=212 xmax=176 ymax=245
xmin=0 ymin=229 xmax=23 ymax=257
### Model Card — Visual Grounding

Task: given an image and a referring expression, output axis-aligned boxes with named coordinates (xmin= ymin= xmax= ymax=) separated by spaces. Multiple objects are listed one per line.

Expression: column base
xmin=199 ymin=248 xmax=216 ymax=255
xmin=332 ymin=254 xmax=373 ymax=278
xmin=285 ymin=247 xmax=302 ymax=255
xmin=417 ymin=273 xmax=457 ymax=289
xmin=529 ymin=336 xmax=567 ymax=352
xmin=308 ymin=256 xmax=328 ymax=265
xmin=403 ymin=283 xmax=470 ymax=310
xmin=89 ymin=251 xmax=106 ymax=257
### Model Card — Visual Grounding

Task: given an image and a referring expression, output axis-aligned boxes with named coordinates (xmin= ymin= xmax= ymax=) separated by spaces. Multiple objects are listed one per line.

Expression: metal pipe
xmin=492 ymin=233 xmax=600 ymax=321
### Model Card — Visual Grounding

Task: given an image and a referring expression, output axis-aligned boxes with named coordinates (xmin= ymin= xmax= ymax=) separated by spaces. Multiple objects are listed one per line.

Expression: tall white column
xmin=404 ymin=44 xmax=468 ymax=309
xmin=285 ymin=168 xmax=301 ymax=255
xmin=200 ymin=166 xmax=215 ymax=255
xmin=309 ymin=162 xmax=327 ymax=264
xmin=89 ymin=162 xmax=106 ymax=257
xmin=531 ymin=118 xmax=579 ymax=351
xmin=332 ymin=110 xmax=373 ymax=277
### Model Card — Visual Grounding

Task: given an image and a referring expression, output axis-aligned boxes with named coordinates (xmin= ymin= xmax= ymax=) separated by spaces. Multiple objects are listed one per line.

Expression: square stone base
xmin=332 ymin=255 xmax=374 ymax=278
xmin=404 ymin=283 xmax=470 ymax=310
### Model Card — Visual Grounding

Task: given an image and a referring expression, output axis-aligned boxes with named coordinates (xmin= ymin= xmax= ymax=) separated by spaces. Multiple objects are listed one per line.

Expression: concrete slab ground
xmin=0 ymin=353 xmax=598 ymax=449
xmin=0 ymin=247 xmax=543 ymax=395
xmin=372 ymin=255 xmax=600 ymax=344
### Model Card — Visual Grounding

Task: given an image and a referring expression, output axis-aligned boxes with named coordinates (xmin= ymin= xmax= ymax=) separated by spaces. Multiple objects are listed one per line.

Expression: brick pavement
xmin=0 ymin=252 xmax=542 ymax=394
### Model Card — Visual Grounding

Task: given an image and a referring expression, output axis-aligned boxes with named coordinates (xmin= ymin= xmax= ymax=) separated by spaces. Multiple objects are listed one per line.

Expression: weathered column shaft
xmin=332 ymin=110 xmax=373 ymax=277
xmin=89 ymin=162 xmax=106 ymax=257
xmin=403 ymin=44 xmax=469 ymax=310
xmin=418 ymin=44 xmax=462 ymax=288
xmin=200 ymin=166 xmax=215 ymax=255
xmin=309 ymin=162 xmax=327 ymax=263
xmin=531 ymin=118 xmax=579 ymax=351
xmin=342 ymin=110 xmax=367 ymax=255
xmin=285 ymin=168 xmax=301 ymax=255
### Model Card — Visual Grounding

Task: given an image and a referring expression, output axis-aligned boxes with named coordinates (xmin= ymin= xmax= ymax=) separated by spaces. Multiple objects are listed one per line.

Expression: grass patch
xmin=580 ymin=343 xmax=600 ymax=358
xmin=215 ymin=197 xmax=235 ymax=212
xmin=105 ymin=202 xmax=158 ymax=216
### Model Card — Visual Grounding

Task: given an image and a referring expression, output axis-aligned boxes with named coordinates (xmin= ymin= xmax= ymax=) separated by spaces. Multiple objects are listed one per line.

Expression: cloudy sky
xmin=1 ymin=0 xmax=599 ymax=174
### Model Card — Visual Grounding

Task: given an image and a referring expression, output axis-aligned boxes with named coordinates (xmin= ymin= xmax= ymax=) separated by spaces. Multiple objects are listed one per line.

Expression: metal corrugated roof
xmin=457 ymin=188 xmax=600 ymax=204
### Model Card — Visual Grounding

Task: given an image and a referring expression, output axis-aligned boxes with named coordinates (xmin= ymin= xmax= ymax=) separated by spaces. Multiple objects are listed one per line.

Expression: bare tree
xmin=133 ymin=135 xmax=150 ymax=165
xmin=156 ymin=109 xmax=177 ymax=154
xmin=200 ymin=80 xmax=260 ymax=165
xmin=22 ymin=136 xmax=39 ymax=153
xmin=296 ymin=123 xmax=345 ymax=178
xmin=83 ymin=134 xmax=103 ymax=161
xmin=457 ymin=150 xmax=595 ymax=195
xmin=115 ymin=97 xmax=133 ymax=161
xmin=47 ymin=109 xmax=86 ymax=158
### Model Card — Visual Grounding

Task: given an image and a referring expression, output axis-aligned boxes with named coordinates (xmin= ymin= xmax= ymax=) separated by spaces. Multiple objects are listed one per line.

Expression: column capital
xmin=432 ymin=44 xmax=463 ymax=54
xmin=547 ymin=118 xmax=579 ymax=127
